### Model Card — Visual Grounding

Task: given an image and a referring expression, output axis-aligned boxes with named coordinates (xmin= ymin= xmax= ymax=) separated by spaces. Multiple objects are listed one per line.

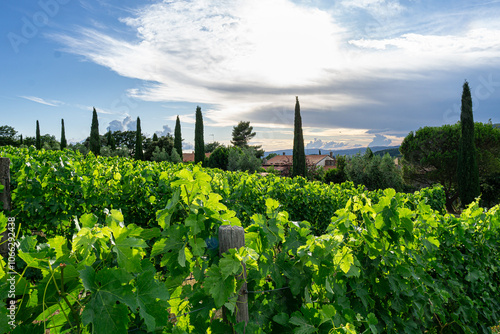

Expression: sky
xmin=2 ymin=0 xmax=500 ymax=152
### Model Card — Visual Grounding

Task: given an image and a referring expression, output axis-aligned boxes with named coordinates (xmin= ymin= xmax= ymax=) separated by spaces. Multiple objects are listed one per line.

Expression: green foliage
xmin=144 ymin=135 xmax=174 ymax=161
xmin=0 ymin=125 xmax=18 ymax=147
xmin=151 ymin=147 xmax=169 ymax=162
xmin=292 ymin=97 xmax=306 ymax=178
xmin=134 ymin=117 xmax=144 ymax=161
xmin=207 ymin=146 xmax=229 ymax=170
xmin=89 ymin=108 xmax=100 ymax=156
xmin=174 ymin=115 xmax=183 ymax=161
xmin=227 ymin=146 xmax=262 ymax=173
xmin=346 ymin=150 xmax=403 ymax=192
xmin=457 ymin=81 xmax=480 ymax=207
xmin=205 ymin=141 xmax=222 ymax=153
xmin=170 ymin=147 xmax=182 ymax=163
xmin=2 ymin=148 xmax=496 ymax=334
xmin=106 ymin=130 xmax=116 ymax=150
xmin=110 ymin=130 xmax=137 ymax=151
xmin=194 ymin=106 xmax=205 ymax=164
xmin=325 ymin=156 xmax=347 ymax=184
xmin=231 ymin=121 xmax=256 ymax=147
xmin=400 ymin=122 xmax=500 ymax=211
xmin=60 ymin=119 xmax=67 ymax=150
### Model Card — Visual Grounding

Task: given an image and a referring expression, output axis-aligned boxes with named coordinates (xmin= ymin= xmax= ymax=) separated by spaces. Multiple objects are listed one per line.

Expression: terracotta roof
xmin=182 ymin=152 xmax=211 ymax=162
xmin=264 ymin=154 xmax=335 ymax=167
xmin=263 ymin=155 xmax=293 ymax=166
xmin=306 ymin=155 xmax=333 ymax=165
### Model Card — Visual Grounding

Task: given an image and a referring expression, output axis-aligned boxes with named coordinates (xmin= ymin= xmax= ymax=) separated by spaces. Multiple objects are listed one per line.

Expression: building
xmin=182 ymin=152 xmax=211 ymax=163
xmin=263 ymin=152 xmax=336 ymax=174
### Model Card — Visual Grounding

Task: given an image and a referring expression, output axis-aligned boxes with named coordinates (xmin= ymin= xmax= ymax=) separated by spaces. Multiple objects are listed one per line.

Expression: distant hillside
xmin=374 ymin=147 xmax=402 ymax=158
xmin=265 ymin=146 xmax=401 ymax=158
xmin=494 ymin=123 xmax=500 ymax=129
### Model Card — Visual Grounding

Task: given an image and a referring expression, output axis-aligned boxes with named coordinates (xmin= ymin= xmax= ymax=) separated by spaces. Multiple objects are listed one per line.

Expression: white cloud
xmin=107 ymin=116 xmax=137 ymax=132
xmin=51 ymin=0 xmax=500 ymax=149
xmin=19 ymin=96 xmax=64 ymax=107
xmin=306 ymin=138 xmax=349 ymax=149
xmin=368 ymin=134 xmax=392 ymax=147
xmin=155 ymin=125 xmax=172 ymax=137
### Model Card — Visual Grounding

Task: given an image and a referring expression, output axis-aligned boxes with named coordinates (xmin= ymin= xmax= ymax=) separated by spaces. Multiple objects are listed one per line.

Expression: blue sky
xmin=2 ymin=0 xmax=500 ymax=152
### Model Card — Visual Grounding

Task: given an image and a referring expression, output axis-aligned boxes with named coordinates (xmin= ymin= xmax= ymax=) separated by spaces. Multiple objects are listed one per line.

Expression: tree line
xmin=1 ymin=83 xmax=499 ymax=210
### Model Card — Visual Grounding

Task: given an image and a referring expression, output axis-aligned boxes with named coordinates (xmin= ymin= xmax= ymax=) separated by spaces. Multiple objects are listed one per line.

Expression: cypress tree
xmin=152 ymin=133 xmax=159 ymax=142
xmin=20 ymin=134 xmax=23 ymax=146
xmin=194 ymin=106 xmax=205 ymax=164
xmin=35 ymin=120 xmax=41 ymax=149
xmin=174 ymin=115 xmax=183 ymax=161
xmin=106 ymin=130 xmax=116 ymax=150
xmin=60 ymin=119 xmax=67 ymax=150
xmin=457 ymin=80 xmax=480 ymax=207
xmin=292 ymin=96 xmax=306 ymax=177
xmin=89 ymin=107 xmax=100 ymax=155
xmin=135 ymin=117 xmax=144 ymax=160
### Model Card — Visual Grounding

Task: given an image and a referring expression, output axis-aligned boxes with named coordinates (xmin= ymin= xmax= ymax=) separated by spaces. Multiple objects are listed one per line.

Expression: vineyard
xmin=0 ymin=146 xmax=499 ymax=333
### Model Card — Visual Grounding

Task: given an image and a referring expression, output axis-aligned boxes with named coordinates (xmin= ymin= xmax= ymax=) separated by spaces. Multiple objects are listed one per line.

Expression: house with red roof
xmin=182 ymin=152 xmax=211 ymax=163
xmin=263 ymin=153 xmax=336 ymax=174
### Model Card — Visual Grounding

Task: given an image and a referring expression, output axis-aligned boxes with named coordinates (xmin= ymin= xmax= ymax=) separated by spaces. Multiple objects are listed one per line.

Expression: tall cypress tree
xmin=194 ymin=106 xmax=205 ymax=164
xmin=457 ymin=81 xmax=480 ymax=207
xmin=106 ymin=130 xmax=116 ymax=150
xmin=292 ymin=96 xmax=306 ymax=177
xmin=60 ymin=119 xmax=67 ymax=150
xmin=174 ymin=115 xmax=183 ymax=161
xmin=135 ymin=117 xmax=144 ymax=160
xmin=35 ymin=120 xmax=41 ymax=150
xmin=90 ymin=107 xmax=100 ymax=155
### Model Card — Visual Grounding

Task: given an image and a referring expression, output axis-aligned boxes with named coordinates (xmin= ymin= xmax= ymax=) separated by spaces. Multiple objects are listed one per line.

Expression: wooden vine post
xmin=218 ymin=225 xmax=248 ymax=332
xmin=0 ymin=158 xmax=12 ymax=258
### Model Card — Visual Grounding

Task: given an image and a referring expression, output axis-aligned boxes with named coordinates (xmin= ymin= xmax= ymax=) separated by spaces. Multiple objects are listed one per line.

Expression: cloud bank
xmin=52 ymin=0 xmax=500 ymax=149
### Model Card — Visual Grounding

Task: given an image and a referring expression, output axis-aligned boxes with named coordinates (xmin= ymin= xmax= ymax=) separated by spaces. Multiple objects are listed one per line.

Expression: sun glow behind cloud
xmin=50 ymin=0 xmax=500 ymax=150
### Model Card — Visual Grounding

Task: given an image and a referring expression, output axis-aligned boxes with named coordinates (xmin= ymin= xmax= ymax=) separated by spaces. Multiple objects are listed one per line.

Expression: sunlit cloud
xmin=50 ymin=0 xmax=500 ymax=149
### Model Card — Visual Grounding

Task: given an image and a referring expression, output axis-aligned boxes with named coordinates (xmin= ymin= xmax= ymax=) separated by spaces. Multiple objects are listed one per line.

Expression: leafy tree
xmin=379 ymin=153 xmax=403 ymax=191
xmin=89 ymin=107 xmax=100 ymax=155
xmin=174 ymin=115 xmax=183 ymax=161
xmin=457 ymin=81 xmax=480 ymax=207
xmin=23 ymin=136 xmax=35 ymax=147
xmin=152 ymin=147 xmax=169 ymax=162
xmin=112 ymin=131 xmax=137 ymax=151
xmin=227 ymin=146 xmax=261 ymax=173
xmin=205 ymin=141 xmax=222 ymax=153
xmin=60 ymin=119 xmax=67 ymax=150
xmin=152 ymin=133 xmax=159 ymax=142
xmin=292 ymin=96 xmax=306 ymax=178
xmin=400 ymin=122 xmax=500 ymax=211
xmin=135 ymin=117 xmax=144 ymax=160
xmin=346 ymin=149 xmax=402 ymax=192
xmin=40 ymin=134 xmax=60 ymax=150
xmin=106 ymin=130 xmax=116 ymax=150
xmin=144 ymin=135 xmax=174 ymax=161
xmin=170 ymin=148 xmax=182 ymax=163
xmin=194 ymin=106 xmax=205 ymax=164
xmin=0 ymin=125 xmax=18 ymax=146
xmin=207 ymin=146 xmax=229 ymax=170
xmin=36 ymin=120 xmax=41 ymax=150
xmin=231 ymin=121 xmax=256 ymax=147
xmin=324 ymin=156 xmax=347 ymax=184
